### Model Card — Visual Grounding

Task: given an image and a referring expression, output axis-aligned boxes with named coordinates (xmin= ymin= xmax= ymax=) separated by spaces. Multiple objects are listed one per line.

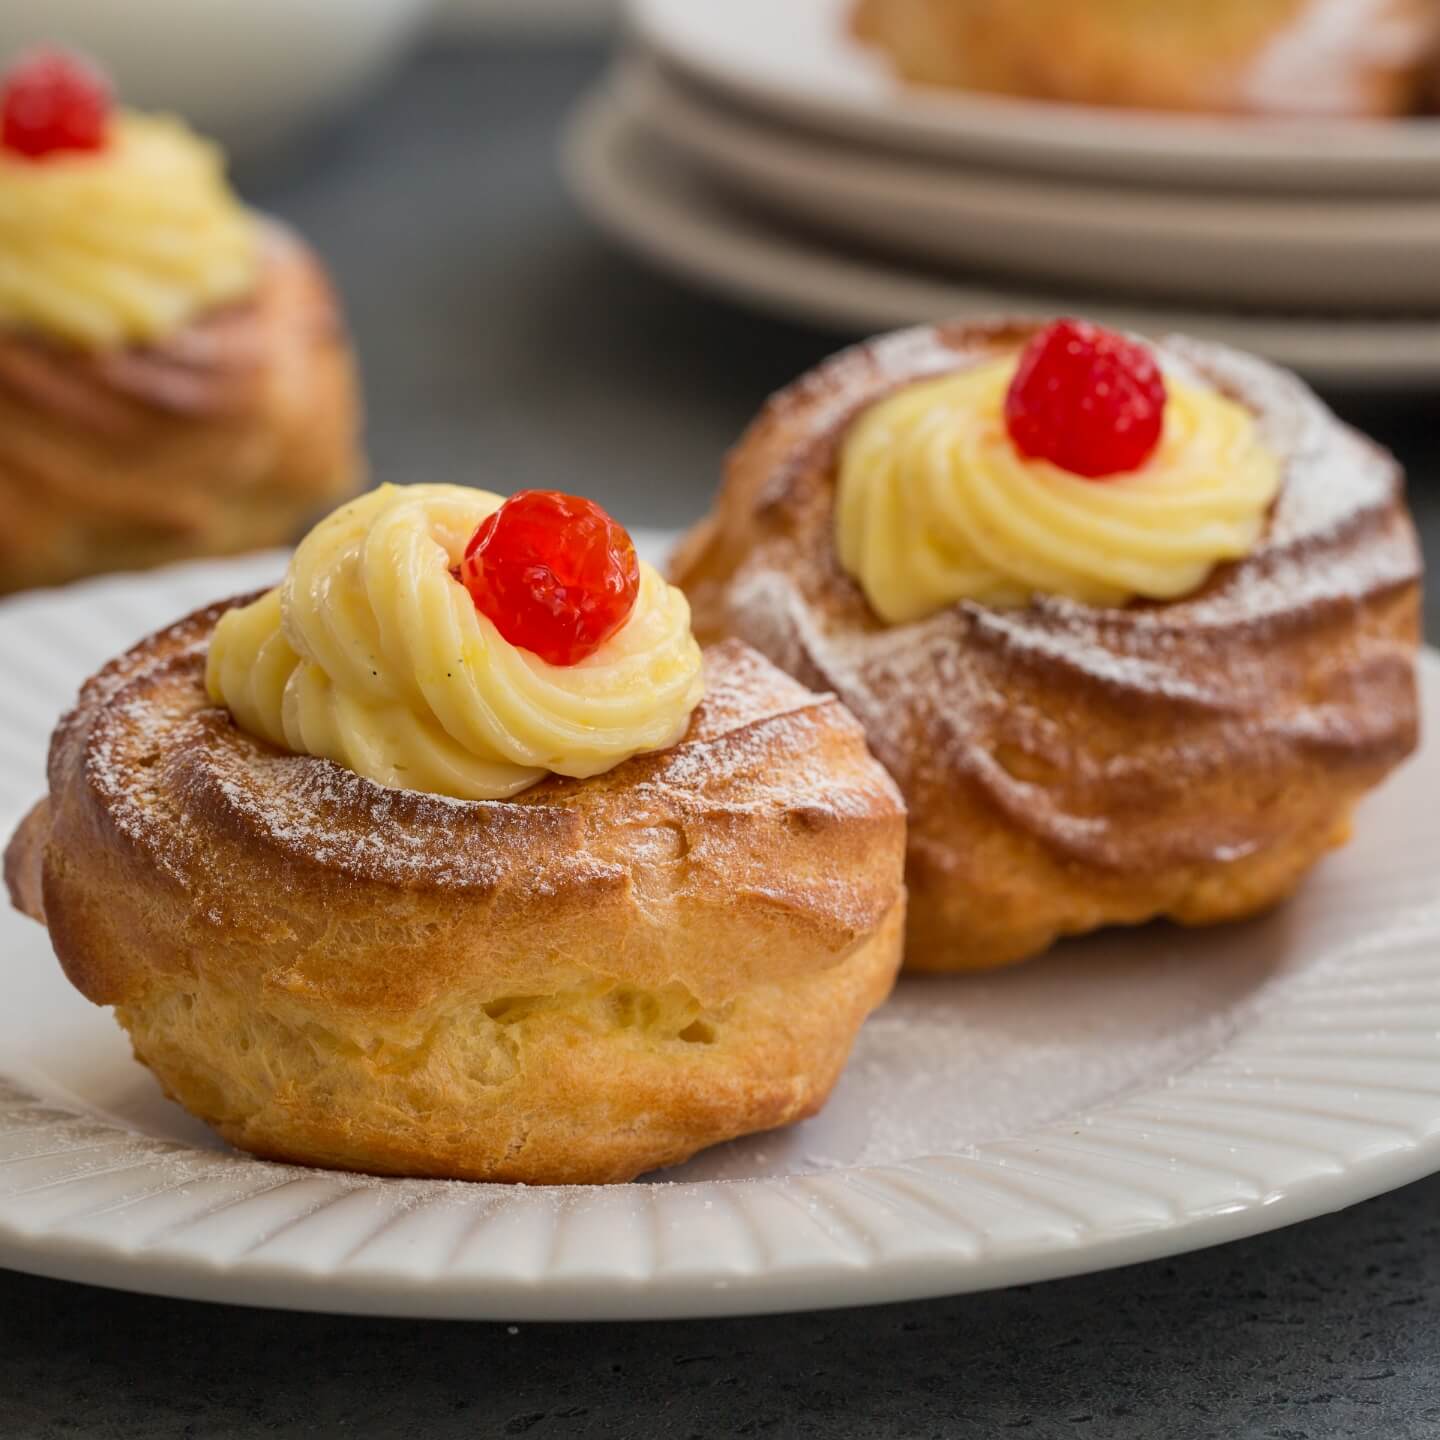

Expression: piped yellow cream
xmin=836 ymin=355 xmax=1282 ymax=624
xmin=207 ymin=484 xmax=706 ymax=801
xmin=0 ymin=112 xmax=258 ymax=349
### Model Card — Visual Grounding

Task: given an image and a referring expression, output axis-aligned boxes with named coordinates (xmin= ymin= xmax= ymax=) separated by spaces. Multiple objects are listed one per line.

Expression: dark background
xmin=3 ymin=43 xmax=1437 ymax=1439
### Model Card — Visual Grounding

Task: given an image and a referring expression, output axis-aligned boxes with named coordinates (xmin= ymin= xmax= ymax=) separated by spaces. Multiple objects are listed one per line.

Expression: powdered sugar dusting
xmin=693 ymin=324 xmax=1421 ymax=873
xmin=668 ymin=930 xmax=1266 ymax=1182
xmin=65 ymin=614 xmax=900 ymax=935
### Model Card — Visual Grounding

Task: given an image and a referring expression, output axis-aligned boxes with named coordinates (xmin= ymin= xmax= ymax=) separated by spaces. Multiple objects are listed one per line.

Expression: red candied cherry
xmin=458 ymin=490 xmax=641 ymax=667
xmin=1 ymin=49 xmax=111 ymax=160
xmin=1004 ymin=318 xmax=1167 ymax=479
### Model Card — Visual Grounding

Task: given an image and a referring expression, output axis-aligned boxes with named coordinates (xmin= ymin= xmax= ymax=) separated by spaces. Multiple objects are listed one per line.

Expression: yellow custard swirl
xmin=0 ymin=112 xmax=258 ymax=349
xmin=836 ymin=356 xmax=1282 ymax=624
xmin=207 ymin=485 xmax=706 ymax=801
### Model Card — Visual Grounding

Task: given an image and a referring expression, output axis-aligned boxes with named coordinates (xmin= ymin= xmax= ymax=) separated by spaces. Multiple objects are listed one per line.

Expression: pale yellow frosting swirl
xmin=836 ymin=356 xmax=1282 ymax=624
xmin=0 ymin=112 xmax=258 ymax=349
xmin=206 ymin=485 xmax=706 ymax=801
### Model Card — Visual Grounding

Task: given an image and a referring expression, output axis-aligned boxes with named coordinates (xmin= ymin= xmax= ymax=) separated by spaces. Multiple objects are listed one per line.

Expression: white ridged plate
xmin=628 ymin=0 xmax=1440 ymax=195
xmin=620 ymin=60 xmax=1440 ymax=314
xmin=562 ymin=87 xmax=1440 ymax=390
xmin=2 ymin=550 xmax=1439 ymax=1320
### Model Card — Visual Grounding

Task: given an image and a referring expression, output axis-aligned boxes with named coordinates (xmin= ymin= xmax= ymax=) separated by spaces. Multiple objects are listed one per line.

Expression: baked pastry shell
xmin=5 ymin=606 xmax=906 ymax=1184
xmin=673 ymin=319 xmax=1423 ymax=971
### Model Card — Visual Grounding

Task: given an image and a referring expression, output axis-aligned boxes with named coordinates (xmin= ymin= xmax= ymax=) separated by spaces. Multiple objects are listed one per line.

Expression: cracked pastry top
xmin=673 ymin=318 xmax=1422 ymax=971
xmin=5 ymin=484 xmax=906 ymax=1184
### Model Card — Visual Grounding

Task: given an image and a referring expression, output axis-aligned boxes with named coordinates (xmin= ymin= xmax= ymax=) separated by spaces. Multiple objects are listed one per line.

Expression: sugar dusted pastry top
xmin=25 ymin=604 xmax=902 ymax=1010
xmin=208 ymin=484 xmax=705 ymax=800
xmin=673 ymin=320 xmax=1422 ymax=876
xmin=0 ymin=52 xmax=258 ymax=349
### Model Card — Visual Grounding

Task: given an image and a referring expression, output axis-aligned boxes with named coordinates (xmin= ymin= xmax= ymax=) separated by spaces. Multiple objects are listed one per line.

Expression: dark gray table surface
xmin=3 ymin=41 xmax=1438 ymax=1440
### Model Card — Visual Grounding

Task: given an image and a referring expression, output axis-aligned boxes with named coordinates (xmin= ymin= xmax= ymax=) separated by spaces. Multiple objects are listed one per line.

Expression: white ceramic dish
xmin=0 ymin=0 xmax=438 ymax=159
xmin=621 ymin=61 xmax=1440 ymax=315
xmin=563 ymin=87 xmax=1440 ymax=391
xmin=2 ymin=552 xmax=1440 ymax=1320
xmin=627 ymin=0 xmax=1440 ymax=195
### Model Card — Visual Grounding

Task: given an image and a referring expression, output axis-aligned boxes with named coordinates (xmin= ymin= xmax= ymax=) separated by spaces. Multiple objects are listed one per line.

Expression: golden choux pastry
xmin=0 ymin=50 xmax=360 ymax=595
xmin=672 ymin=319 xmax=1422 ymax=971
xmin=851 ymin=0 xmax=1440 ymax=118
xmin=6 ymin=484 xmax=906 ymax=1184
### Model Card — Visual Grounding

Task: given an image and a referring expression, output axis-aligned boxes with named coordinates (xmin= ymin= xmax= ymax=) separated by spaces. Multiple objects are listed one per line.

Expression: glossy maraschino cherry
xmin=458 ymin=490 xmax=640 ymax=667
xmin=0 ymin=49 xmax=111 ymax=160
xmin=1004 ymin=319 xmax=1167 ymax=479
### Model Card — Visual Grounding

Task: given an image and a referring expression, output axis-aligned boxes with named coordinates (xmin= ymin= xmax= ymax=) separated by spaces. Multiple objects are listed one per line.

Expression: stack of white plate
xmin=562 ymin=0 xmax=1440 ymax=388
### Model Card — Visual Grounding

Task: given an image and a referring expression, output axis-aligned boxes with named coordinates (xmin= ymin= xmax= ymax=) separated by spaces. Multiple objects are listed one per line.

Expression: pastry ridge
xmin=673 ymin=319 xmax=1422 ymax=970
xmin=8 ymin=607 xmax=906 ymax=1183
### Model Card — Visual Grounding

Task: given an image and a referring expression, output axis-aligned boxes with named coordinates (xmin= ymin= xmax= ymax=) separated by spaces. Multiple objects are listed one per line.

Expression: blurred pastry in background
xmin=0 ymin=49 xmax=360 ymax=596
xmin=851 ymin=0 xmax=1440 ymax=117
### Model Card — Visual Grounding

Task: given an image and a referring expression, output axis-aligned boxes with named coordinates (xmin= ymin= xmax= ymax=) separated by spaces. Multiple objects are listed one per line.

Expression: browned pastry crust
xmin=850 ymin=0 xmax=1440 ymax=118
xmin=672 ymin=320 xmax=1422 ymax=971
xmin=5 ymin=610 xmax=905 ymax=1184
xmin=0 ymin=222 xmax=361 ymax=595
